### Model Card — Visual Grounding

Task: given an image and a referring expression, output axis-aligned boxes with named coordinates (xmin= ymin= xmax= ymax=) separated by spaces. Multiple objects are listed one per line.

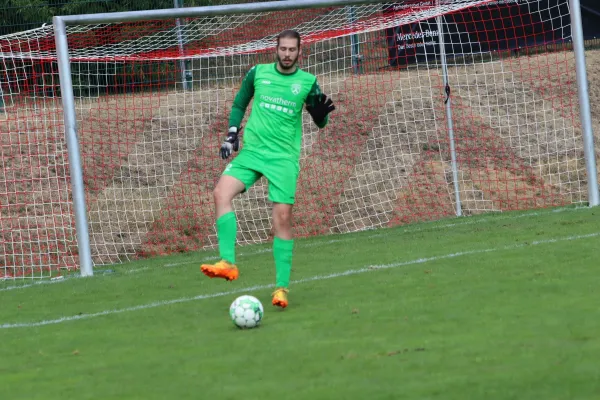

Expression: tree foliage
xmin=0 ymin=0 xmax=253 ymax=35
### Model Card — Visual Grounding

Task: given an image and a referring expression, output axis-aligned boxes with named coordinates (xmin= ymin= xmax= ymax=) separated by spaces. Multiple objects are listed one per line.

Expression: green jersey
xmin=228 ymin=63 xmax=328 ymax=160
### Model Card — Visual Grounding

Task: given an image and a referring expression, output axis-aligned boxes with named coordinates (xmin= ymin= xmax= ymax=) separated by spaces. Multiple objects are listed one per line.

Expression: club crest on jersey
xmin=291 ymin=83 xmax=301 ymax=95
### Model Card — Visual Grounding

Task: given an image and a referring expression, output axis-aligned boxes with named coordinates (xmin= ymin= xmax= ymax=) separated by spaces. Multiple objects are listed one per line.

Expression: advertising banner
xmin=383 ymin=0 xmax=600 ymax=67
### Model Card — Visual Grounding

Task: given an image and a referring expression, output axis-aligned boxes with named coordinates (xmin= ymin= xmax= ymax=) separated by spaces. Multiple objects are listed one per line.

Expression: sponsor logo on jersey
xmin=259 ymin=94 xmax=297 ymax=108
xmin=259 ymin=102 xmax=295 ymax=115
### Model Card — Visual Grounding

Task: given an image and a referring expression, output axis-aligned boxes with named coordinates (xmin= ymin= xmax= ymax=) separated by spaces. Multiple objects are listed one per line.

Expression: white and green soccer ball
xmin=229 ymin=295 xmax=264 ymax=329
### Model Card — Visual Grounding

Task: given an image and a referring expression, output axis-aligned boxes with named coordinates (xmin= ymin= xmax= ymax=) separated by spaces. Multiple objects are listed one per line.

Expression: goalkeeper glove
xmin=306 ymin=93 xmax=335 ymax=125
xmin=220 ymin=126 xmax=240 ymax=160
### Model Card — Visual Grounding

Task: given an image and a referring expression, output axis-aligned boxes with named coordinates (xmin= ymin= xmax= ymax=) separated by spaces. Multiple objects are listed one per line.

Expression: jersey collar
xmin=273 ymin=62 xmax=299 ymax=76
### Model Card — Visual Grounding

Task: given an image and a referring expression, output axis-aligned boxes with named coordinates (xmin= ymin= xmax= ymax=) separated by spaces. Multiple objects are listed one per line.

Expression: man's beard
xmin=277 ymin=54 xmax=298 ymax=71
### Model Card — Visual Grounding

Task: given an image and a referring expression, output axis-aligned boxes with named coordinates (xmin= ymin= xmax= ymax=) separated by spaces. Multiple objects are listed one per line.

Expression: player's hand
xmin=306 ymin=93 xmax=335 ymax=125
xmin=220 ymin=126 xmax=240 ymax=159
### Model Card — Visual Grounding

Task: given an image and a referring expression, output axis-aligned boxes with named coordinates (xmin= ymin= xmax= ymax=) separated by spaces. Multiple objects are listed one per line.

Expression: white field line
xmin=0 ymin=276 xmax=71 ymax=292
xmin=0 ymin=206 xmax=589 ymax=291
xmin=164 ymin=206 xmax=586 ymax=268
xmin=124 ymin=267 xmax=150 ymax=274
xmin=1 ymin=230 xmax=597 ymax=330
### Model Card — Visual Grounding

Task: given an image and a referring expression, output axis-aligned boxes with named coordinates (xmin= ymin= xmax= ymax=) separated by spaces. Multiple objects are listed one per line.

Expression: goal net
xmin=0 ymin=0 xmax=592 ymax=278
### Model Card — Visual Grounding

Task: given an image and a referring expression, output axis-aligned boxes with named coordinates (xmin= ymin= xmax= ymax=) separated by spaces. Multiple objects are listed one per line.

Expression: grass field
xmin=1 ymin=206 xmax=600 ymax=399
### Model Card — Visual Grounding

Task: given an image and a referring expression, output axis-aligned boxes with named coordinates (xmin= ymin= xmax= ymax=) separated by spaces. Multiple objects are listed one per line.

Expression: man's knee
xmin=213 ymin=182 xmax=235 ymax=205
xmin=273 ymin=205 xmax=293 ymax=225
xmin=214 ymin=176 xmax=244 ymax=204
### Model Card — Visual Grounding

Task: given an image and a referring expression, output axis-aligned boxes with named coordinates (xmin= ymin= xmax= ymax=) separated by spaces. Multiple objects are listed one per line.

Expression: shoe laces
xmin=216 ymin=260 xmax=233 ymax=268
xmin=272 ymin=288 xmax=289 ymax=297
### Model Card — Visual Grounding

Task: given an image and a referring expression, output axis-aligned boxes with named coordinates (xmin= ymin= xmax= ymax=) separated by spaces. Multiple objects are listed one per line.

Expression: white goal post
xmin=0 ymin=0 xmax=595 ymax=279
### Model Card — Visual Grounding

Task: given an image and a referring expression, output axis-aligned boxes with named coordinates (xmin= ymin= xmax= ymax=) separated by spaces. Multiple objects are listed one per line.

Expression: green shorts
xmin=222 ymin=150 xmax=300 ymax=204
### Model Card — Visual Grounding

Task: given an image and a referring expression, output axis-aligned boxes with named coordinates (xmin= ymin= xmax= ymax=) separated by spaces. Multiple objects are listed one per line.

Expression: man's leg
xmin=263 ymin=158 xmax=299 ymax=308
xmin=273 ymin=201 xmax=294 ymax=285
xmin=200 ymin=171 xmax=253 ymax=281
xmin=214 ymin=175 xmax=245 ymax=264
xmin=272 ymin=202 xmax=294 ymax=308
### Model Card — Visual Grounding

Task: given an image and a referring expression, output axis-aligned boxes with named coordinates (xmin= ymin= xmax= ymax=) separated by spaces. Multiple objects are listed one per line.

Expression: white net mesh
xmin=0 ymin=0 xmax=590 ymax=277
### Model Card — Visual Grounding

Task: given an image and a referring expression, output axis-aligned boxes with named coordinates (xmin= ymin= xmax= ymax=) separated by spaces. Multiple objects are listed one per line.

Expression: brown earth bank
xmin=0 ymin=48 xmax=597 ymax=269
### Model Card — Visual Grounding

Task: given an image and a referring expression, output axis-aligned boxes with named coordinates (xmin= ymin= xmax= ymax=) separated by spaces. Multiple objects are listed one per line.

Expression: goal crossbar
xmin=55 ymin=0 xmax=418 ymax=25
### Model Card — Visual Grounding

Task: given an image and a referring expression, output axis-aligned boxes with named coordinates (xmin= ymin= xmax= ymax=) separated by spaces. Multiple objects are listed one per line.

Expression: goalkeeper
xmin=200 ymin=29 xmax=335 ymax=309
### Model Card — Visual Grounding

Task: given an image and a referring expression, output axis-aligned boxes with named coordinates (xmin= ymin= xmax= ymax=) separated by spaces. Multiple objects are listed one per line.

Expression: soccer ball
xmin=229 ymin=295 xmax=264 ymax=329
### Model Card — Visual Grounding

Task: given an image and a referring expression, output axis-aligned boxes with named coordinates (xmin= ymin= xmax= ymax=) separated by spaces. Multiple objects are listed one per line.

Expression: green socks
xmin=217 ymin=213 xmax=293 ymax=287
xmin=273 ymin=237 xmax=294 ymax=288
xmin=216 ymin=212 xmax=237 ymax=264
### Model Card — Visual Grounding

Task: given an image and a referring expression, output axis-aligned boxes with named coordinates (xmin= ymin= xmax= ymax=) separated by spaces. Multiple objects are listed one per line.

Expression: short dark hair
xmin=276 ymin=29 xmax=301 ymax=48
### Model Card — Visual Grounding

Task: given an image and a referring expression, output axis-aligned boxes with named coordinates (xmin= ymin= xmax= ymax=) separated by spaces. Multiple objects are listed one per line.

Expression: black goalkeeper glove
xmin=306 ymin=93 xmax=335 ymax=125
xmin=220 ymin=126 xmax=240 ymax=160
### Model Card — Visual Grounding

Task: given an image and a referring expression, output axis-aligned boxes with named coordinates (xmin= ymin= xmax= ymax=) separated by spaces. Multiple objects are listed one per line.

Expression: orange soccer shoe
xmin=271 ymin=288 xmax=289 ymax=309
xmin=200 ymin=260 xmax=239 ymax=281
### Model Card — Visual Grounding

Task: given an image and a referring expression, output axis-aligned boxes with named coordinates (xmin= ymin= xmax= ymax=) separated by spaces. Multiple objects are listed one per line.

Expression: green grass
xmin=1 ymin=206 xmax=600 ymax=399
